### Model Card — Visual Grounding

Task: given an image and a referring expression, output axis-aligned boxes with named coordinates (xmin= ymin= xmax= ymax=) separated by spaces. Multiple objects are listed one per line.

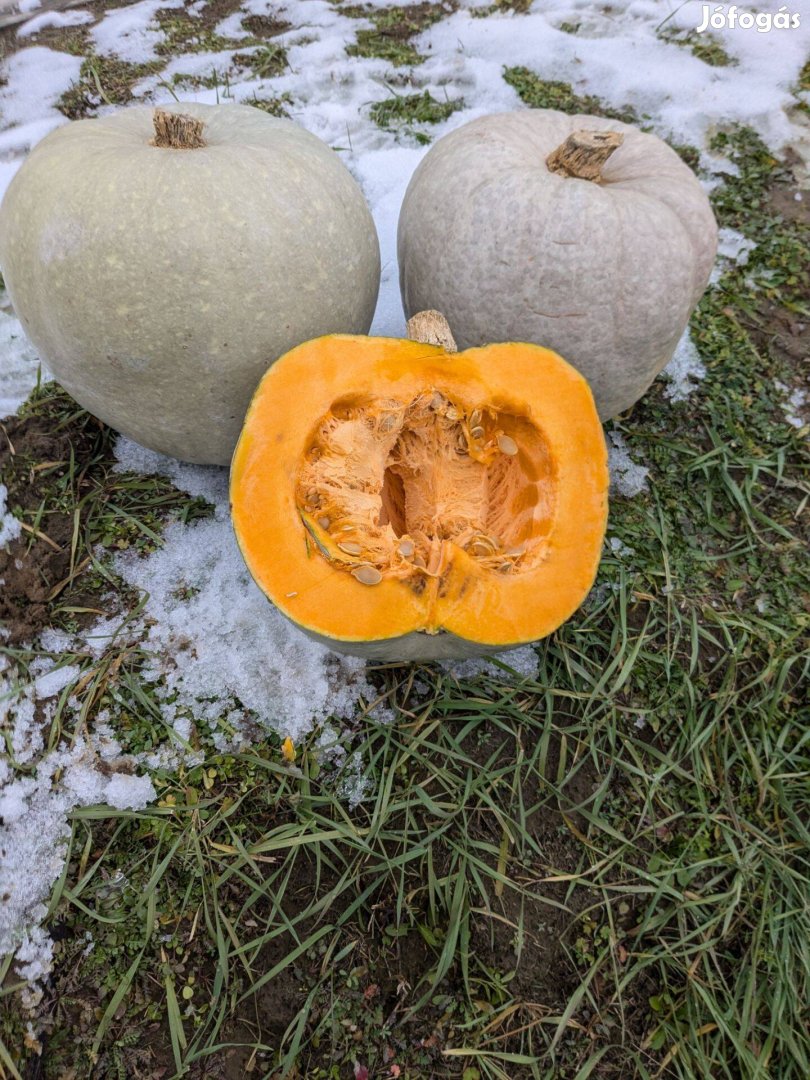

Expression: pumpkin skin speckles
xmin=0 ymin=103 xmax=380 ymax=464
xmin=398 ymin=110 xmax=717 ymax=420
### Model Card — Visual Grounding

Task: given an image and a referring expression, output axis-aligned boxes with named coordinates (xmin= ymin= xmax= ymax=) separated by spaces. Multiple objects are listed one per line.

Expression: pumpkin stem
xmin=546 ymin=130 xmax=624 ymax=182
xmin=407 ymin=310 xmax=457 ymax=352
xmin=152 ymin=108 xmax=206 ymax=150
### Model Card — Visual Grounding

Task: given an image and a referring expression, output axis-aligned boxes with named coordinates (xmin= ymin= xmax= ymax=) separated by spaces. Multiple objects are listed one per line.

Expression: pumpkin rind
xmin=0 ymin=103 xmax=380 ymax=464
xmin=397 ymin=109 xmax=717 ymax=420
xmin=230 ymin=332 xmax=609 ymax=661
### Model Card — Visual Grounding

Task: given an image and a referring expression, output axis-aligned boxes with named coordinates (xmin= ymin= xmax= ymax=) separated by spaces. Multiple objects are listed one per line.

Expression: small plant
xmin=235 ymin=42 xmax=288 ymax=78
xmin=503 ymin=67 xmax=640 ymax=124
xmin=370 ymin=88 xmax=464 ymax=142
xmin=248 ymin=92 xmax=294 ymax=118
xmin=57 ymin=55 xmax=162 ymax=118
xmin=660 ymin=28 xmax=736 ymax=67
xmin=345 ymin=3 xmax=451 ymax=66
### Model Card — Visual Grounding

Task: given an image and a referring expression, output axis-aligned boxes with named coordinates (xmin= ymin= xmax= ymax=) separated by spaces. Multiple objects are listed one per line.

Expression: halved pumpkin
xmin=230 ymin=313 xmax=608 ymax=661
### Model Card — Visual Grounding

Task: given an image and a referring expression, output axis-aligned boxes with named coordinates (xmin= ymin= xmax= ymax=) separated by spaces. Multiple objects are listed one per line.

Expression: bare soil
xmin=0 ymin=396 xmax=108 ymax=644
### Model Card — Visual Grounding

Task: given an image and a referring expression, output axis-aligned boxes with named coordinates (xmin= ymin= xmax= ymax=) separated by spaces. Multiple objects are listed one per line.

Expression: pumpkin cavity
xmin=296 ymin=388 xmax=555 ymax=588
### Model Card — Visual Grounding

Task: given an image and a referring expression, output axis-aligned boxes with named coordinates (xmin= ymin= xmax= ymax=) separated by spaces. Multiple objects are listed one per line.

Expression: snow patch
xmin=607 ymin=432 xmax=649 ymax=498
xmin=442 ymin=644 xmax=540 ymax=682
xmin=717 ymin=227 xmax=756 ymax=266
xmin=0 ymin=310 xmax=49 ymax=418
xmin=17 ymin=9 xmax=93 ymax=39
xmin=775 ymin=380 xmax=808 ymax=429
xmin=607 ymin=536 xmax=634 ymax=558
xmin=0 ymin=719 xmax=156 ymax=997
xmin=91 ymin=0 xmax=184 ymax=64
xmin=0 ymin=47 xmax=81 ymax=193
xmin=662 ymin=330 xmax=706 ymax=403
xmin=0 ymin=482 xmax=22 ymax=548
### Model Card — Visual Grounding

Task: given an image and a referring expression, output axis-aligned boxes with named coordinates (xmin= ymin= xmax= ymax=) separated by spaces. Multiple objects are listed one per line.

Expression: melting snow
xmin=607 ymin=431 xmax=650 ymax=498
xmin=717 ymin=227 xmax=756 ymax=267
xmin=663 ymin=330 xmax=707 ymax=403
xmin=17 ymin=9 xmax=94 ymax=39
xmin=0 ymin=481 xmax=22 ymax=549
xmin=441 ymin=645 xmax=540 ymax=682
xmin=91 ymin=0 xmax=185 ymax=64
xmin=775 ymin=380 xmax=808 ymax=429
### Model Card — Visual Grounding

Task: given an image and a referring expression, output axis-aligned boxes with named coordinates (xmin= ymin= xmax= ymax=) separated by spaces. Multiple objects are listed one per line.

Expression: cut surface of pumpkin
xmin=231 ymin=323 xmax=609 ymax=660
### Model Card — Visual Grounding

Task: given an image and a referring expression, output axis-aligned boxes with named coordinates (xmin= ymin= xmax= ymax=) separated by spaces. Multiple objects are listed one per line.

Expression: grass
xmin=233 ymin=43 xmax=288 ymax=79
xmin=344 ymin=3 xmax=452 ymax=67
xmin=370 ymin=89 xmax=465 ymax=143
xmin=2 ymin=56 xmax=809 ymax=1080
xmin=503 ymin=67 xmax=641 ymax=126
xmin=658 ymin=31 xmax=736 ymax=68
xmin=246 ymin=93 xmax=294 ymax=118
xmin=0 ymin=383 xmax=212 ymax=636
xmin=57 ymin=55 xmax=163 ymax=118
xmin=472 ymin=1 xmax=534 ymax=17
xmin=155 ymin=12 xmax=260 ymax=57
xmin=164 ymin=44 xmax=287 ymax=97
xmin=503 ymin=68 xmax=703 ymax=168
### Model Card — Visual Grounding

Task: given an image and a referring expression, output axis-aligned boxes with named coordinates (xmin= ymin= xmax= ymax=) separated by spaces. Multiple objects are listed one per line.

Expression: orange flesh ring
xmin=231 ymin=334 xmax=609 ymax=651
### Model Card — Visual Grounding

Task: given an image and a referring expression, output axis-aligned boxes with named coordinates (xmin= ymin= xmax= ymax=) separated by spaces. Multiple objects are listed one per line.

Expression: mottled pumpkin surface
xmin=0 ymin=103 xmax=380 ymax=464
xmin=398 ymin=109 xmax=718 ymax=419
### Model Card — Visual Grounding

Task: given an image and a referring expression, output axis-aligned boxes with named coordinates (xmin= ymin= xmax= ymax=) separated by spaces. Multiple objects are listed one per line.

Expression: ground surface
xmin=0 ymin=1 xmax=809 ymax=1079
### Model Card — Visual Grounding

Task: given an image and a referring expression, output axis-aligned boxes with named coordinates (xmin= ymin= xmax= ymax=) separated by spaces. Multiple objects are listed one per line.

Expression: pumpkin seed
xmin=352 ymin=565 xmax=382 ymax=585
xmin=445 ymin=406 xmax=461 ymax=421
xmin=317 ymin=516 xmax=330 ymax=530
xmin=470 ymin=426 xmax=485 ymax=440
xmin=398 ymin=539 xmax=415 ymax=557
xmin=338 ymin=541 xmax=363 ymax=556
xmin=497 ymin=433 xmax=518 ymax=456
xmin=469 ymin=409 xmax=482 ymax=428
xmin=468 ymin=533 xmax=496 ymax=553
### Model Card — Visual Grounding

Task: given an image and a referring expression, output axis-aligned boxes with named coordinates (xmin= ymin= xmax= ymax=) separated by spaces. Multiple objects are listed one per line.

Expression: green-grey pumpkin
xmin=0 ymin=104 xmax=381 ymax=464
xmin=397 ymin=110 xmax=717 ymax=419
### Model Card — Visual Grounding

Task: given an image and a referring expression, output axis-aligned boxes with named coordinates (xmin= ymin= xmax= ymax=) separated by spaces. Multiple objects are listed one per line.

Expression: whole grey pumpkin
xmin=0 ymin=103 xmax=380 ymax=464
xmin=397 ymin=110 xmax=717 ymax=419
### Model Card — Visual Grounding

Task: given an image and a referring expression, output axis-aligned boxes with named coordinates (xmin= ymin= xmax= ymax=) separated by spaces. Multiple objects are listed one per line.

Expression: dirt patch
xmin=0 ymin=385 xmax=211 ymax=647
xmin=0 ymin=395 xmax=108 ymax=644
xmin=241 ymin=13 xmax=291 ymax=38
xmin=744 ymin=182 xmax=810 ymax=408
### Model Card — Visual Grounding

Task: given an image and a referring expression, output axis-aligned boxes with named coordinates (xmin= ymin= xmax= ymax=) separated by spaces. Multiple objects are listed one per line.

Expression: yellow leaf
xmin=282 ymin=736 xmax=296 ymax=762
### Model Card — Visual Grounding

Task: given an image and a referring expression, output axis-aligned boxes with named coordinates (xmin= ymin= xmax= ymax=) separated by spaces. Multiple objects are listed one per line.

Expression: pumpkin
xmin=0 ymin=104 xmax=380 ymax=464
xmin=397 ymin=111 xmax=717 ymax=420
xmin=230 ymin=311 xmax=608 ymax=661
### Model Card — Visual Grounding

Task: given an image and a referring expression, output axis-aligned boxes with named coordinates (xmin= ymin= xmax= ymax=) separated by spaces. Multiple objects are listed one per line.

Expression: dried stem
xmin=546 ymin=129 xmax=624 ymax=182
xmin=152 ymin=108 xmax=206 ymax=150
xmin=407 ymin=310 xmax=457 ymax=352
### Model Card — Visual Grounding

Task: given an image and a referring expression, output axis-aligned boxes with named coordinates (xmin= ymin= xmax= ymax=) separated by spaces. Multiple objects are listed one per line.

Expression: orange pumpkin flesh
xmin=230 ymin=333 xmax=608 ymax=661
